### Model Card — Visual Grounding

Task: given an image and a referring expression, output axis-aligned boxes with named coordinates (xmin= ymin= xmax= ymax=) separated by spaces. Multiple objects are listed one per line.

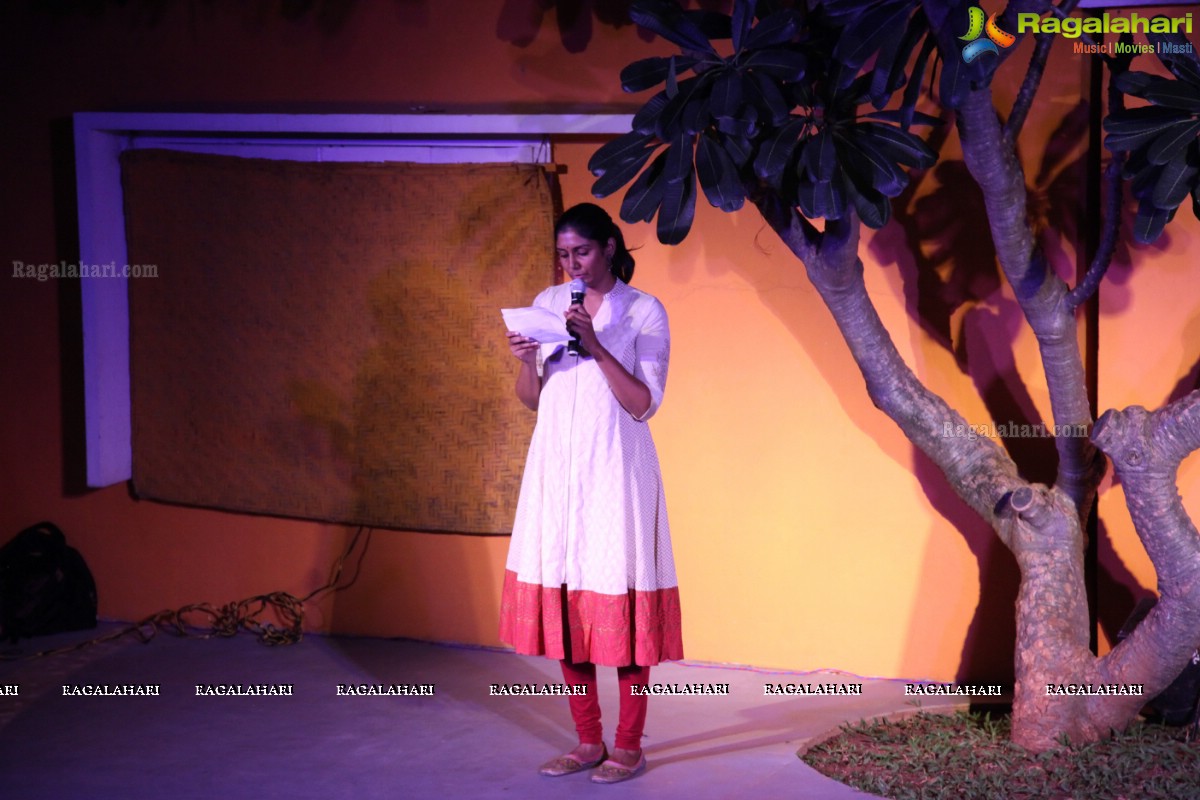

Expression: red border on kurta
xmin=499 ymin=569 xmax=683 ymax=667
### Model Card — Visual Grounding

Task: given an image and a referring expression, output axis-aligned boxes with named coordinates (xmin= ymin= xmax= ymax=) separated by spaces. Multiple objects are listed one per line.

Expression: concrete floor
xmin=0 ymin=625 xmax=956 ymax=799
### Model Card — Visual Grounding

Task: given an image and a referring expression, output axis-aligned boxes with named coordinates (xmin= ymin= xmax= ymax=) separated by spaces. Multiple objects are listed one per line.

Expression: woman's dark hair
xmin=554 ymin=202 xmax=635 ymax=284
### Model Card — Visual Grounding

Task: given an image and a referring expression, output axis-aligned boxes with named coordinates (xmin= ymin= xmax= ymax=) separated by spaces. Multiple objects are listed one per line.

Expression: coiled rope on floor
xmin=1 ymin=525 xmax=373 ymax=660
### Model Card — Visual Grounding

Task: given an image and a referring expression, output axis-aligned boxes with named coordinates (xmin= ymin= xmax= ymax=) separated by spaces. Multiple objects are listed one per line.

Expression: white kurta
xmin=499 ymin=279 xmax=682 ymax=667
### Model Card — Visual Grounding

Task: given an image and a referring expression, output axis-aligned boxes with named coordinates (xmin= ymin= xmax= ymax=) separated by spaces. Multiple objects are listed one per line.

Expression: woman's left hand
xmin=565 ymin=303 xmax=600 ymax=355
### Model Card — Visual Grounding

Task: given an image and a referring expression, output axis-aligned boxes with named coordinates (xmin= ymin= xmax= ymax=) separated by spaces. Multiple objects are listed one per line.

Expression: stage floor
xmin=0 ymin=624 xmax=951 ymax=799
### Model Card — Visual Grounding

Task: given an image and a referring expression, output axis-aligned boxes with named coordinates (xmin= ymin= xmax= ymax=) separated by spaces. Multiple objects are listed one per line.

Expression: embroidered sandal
xmin=590 ymin=753 xmax=647 ymax=784
xmin=538 ymin=745 xmax=608 ymax=777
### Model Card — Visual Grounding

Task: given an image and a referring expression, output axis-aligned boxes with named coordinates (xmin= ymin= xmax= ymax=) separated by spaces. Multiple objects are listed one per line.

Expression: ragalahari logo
xmin=960 ymin=6 xmax=1016 ymax=63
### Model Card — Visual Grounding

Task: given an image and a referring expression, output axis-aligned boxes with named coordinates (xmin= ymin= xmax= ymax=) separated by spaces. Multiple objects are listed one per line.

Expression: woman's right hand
xmin=507 ymin=331 xmax=540 ymax=365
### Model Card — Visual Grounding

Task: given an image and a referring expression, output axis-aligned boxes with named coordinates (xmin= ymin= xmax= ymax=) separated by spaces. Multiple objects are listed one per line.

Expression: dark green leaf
xmin=897 ymin=36 xmax=937 ymax=128
xmin=591 ymin=140 xmax=659 ymax=197
xmin=631 ymin=0 xmax=717 ymax=55
xmin=633 ymin=91 xmax=670 ymax=135
xmin=831 ymin=73 xmax=874 ymax=109
xmin=621 ymin=56 xmax=698 ymax=93
xmin=1133 ymin=199 xmax=1170 ymax=243
xmin=1104 ymin=105 xmax=1189 ymax=134
xmin=589 ymin=131 xmax=658 ymax=176
xmin=823 ymin=0 xmax=900 ymax=23
xmin=716 ymin=111 xmax=759 ymax=138
xmin=798 ymin=176 xmax=847 ymax=220
xmin=620 ymin=151 xmax=669 ymax=223
xmin=657 ymin=148 xmax=697 ymax=244
xmin=1152 ymin=149 xmax=1199 ymax=209
xmin=1112 ymin=70 xmax=1156 ymax=97
xmin=868 ymin=13 xmax=914 ymax=106
xmin=802 ymin=127 xmax=836 ymax=182
xmin=711 ymin=68 xmax=744 ymax=120
xmin=722 ymin=135 xmax=754 ymax=167
xmin=864 ymin=109 xmax=942 ymax=128
xmin=811 ymin=170 xmax=849 ymax=219
xmin=732 ymin=0 xmax=755 ymax=53
xmin=741 ymin=48 xmax=806 ymax=82
xmin=1107 ymin=124 xmax=1190 ymax=154
xmin=857 ymin=122 xmax=936 ymax=169
xmin=833 ymin=1 xmax=917 ymax=87
xmin=1104 ymin=106 xmax=1192 ymax=153
xmin=697 ymin=133 xmax=746 ymax=211
xmin=1130 ymin=162 xmax=1161 ymax=200
xmin=796 ymin=179 xmax=820 ymax=220
xmin=682 ymin=87 xmax=709 ymax=134
xmin=747 ymin=69 xmax=791 ymax=125
xmin=828 ymin=173 xmax=851 ymax=221
xmin=851 ymin=183 xmax=891 ymax=228
xmin=753 ymin=115 xmax=807 ymax=182
xmin=666 ymin=134 xmax=695 ymax=184
xmin=837 ymin=131 xmax=908 ymax=196
xmin=743 ymin=8 xmax=801 ymax=50
xmin=876 ymin=14 xmax=929 ymax=109
xmin=1122 ymin=148 xmax=1149 ymax=182
xmin=1142 ymin=78 xmax=1200 ymax=112
xmin=1147 ymin=119 xmax=1200 ymax=165
xmin=654 ymin=76 xmax=707 ymax=140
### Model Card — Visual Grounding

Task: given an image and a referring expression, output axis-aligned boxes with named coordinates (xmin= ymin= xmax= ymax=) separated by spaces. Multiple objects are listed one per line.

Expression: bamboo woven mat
xmin=122 ymin=149 xmax=555 ymax=533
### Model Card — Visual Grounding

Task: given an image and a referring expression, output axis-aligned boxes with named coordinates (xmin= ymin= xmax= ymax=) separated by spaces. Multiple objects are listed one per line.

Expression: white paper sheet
xmin=501 ymin=306 xmax=570 ymax=344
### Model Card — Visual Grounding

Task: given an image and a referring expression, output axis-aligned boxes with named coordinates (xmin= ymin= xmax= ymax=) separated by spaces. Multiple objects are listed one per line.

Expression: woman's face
xmin=556 ymin=228 xmax=615 ymax=291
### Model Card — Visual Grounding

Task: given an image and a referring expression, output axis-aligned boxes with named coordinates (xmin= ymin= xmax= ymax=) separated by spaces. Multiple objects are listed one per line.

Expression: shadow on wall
xmin=496 ymin=0 xmax=733 ymax=53
xmin=498 ymin=0 xmax=636 ymax=52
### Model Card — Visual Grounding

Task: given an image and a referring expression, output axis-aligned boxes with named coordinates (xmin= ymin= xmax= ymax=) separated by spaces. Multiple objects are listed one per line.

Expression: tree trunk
xmin=748 ymin=180 xmax=1200 ymax=751
xmin=1004 ymin=486 xmax=1096 ymax=750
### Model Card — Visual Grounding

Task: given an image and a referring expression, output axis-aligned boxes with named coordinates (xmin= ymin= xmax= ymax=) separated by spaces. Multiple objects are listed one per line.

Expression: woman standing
xmin=500 ymin=203 xmax=682 ymax=784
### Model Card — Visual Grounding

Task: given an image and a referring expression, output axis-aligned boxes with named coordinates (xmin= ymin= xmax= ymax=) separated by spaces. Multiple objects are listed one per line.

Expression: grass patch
xmin=801 ymin=711 xmax=1199 ymax=799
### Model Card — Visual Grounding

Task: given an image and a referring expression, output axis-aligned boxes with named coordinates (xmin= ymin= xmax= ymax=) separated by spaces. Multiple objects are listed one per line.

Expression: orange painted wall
xmin=0 ymin=1 xmax=1182 ymax=683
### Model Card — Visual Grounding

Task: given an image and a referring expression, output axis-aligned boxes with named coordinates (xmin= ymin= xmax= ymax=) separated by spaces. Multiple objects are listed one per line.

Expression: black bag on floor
xmin=0 ymin=521 xmax=98 ymax=643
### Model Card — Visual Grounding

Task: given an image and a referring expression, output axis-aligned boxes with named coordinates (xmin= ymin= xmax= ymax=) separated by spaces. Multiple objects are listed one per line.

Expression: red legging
xmin=559 ymin=660 xmax=651 ymax=751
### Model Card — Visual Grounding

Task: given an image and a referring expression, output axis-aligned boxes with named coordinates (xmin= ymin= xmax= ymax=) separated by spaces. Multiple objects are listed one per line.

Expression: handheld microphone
xmin=567 ymin=279 xmax=585 ymax=356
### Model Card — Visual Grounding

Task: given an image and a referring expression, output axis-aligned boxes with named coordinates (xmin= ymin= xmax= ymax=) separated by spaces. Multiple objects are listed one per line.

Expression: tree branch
xmin=1065 ymin=158 xmax=1123 ymax=310
xmin=1067 ymin=49 xmax=1128 ymax=311
xmin=1089 ymin=400 xmax=1200 ymax=729
xmin=1002 ymin=0 xmax=1085 ymax=141
xmin=957 ymin=86 xmax=1104 ymax=515
xmin=751 ymin=186 xmax=1024 ymax=531
xmin=1004 ymin=30 xmax=1056 ymax=144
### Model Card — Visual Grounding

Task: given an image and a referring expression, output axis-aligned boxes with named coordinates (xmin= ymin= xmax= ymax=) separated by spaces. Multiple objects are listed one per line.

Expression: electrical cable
xmin=0 ymin=525 xmax=373 ymax=660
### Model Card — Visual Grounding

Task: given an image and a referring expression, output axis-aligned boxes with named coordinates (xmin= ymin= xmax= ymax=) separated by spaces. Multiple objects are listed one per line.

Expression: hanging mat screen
xmin=121 ymin=149 xmax=554 ymax=534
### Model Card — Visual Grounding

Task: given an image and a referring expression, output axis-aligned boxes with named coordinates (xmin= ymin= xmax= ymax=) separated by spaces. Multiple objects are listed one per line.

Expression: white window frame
xmin=74 ymin=111 xmax=632 ymax=487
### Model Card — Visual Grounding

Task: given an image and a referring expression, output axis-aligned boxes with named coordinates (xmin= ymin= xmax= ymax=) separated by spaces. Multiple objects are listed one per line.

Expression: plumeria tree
xmin=589 ymin=0 xmax=1200 ymax=751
